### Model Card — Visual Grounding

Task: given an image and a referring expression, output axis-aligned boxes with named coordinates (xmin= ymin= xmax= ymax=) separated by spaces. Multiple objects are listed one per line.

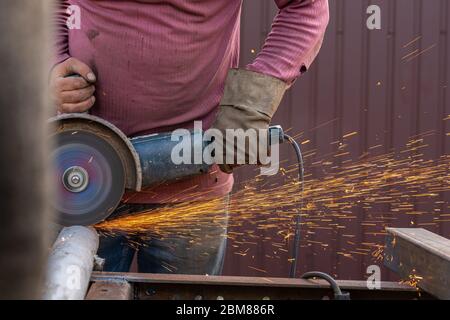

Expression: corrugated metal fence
xmin=223 ymin=0 xmax=450 ymax=280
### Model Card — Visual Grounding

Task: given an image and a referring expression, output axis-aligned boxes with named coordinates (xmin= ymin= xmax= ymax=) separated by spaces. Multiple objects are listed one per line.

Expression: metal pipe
xmin=0 ymin=0 xmax=51 ymax=299
xmin=43 ymin=226 xmax=99 ymax=300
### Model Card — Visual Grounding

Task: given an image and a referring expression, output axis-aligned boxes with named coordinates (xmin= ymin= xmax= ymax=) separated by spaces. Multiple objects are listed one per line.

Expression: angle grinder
xmin=49 ymin=113 xmax=285 ymax=226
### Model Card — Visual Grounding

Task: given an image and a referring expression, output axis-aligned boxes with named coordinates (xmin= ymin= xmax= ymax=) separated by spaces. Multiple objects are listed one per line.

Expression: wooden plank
xmin=385 ymin=228 xmax=450 ymax=299
xmin=86 ymin=280 xmax=132 ymax=300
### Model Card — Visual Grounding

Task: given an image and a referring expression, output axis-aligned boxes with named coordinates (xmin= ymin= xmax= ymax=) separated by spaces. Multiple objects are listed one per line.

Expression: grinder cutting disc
xmin=51 ymin=123 xmax=126 ymax=226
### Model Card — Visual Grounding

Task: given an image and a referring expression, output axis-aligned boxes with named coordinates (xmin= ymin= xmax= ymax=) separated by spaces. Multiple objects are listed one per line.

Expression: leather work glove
xmin=212 ymin=69 xmax=289 ymax=173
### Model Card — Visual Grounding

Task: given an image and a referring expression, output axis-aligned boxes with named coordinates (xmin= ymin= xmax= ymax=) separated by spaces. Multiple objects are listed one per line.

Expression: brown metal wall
xmin=223 ymin=0 xmax=450 ymax=280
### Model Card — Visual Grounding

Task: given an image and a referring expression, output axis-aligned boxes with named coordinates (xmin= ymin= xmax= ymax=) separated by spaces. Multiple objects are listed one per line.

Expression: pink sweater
xmin=53 ymin=0 xmax=329 ymax=203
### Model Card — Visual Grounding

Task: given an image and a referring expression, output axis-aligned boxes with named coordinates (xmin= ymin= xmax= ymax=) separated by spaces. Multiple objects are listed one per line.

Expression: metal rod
xmin=43 ymin=226 xmax=99 ymax=300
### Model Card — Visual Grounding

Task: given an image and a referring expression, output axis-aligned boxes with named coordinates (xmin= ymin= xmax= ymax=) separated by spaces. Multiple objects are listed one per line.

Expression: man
xmin=50 ymin=0 xmax=329 ymax=274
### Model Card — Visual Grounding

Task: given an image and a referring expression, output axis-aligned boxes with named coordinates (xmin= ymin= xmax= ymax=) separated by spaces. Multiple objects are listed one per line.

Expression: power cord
xmin=302 ymin=271 xmax=351 ymax=300
xmin=269 ymin=127 xmax=348 ymax=299
xmin=283 ymin=133 xmax=305 ymax=279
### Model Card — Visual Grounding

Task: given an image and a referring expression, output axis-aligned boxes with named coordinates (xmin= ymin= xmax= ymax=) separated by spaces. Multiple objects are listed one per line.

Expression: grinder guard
xmin=49 ymin=113 xmax=210 ymax=226
xmin=50 ymin=114 xmax=283 ymax=226
xmin=49 ymin=114 xmax=142 ymax=226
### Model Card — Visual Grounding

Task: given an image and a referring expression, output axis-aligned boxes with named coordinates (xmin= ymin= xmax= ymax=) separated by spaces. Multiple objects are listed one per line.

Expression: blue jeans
xmin=97 ymin=195 xmax=229 ymax=275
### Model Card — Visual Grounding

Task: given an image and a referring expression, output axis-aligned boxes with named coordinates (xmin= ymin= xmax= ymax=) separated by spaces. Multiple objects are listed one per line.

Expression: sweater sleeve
xmin=246 ymin=0 xmax=329 ymax=85
xmin=52 ymin=0 xmax=71 ymax=67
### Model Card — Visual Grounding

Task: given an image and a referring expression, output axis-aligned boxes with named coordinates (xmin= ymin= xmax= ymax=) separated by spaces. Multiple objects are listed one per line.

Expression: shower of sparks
xmin=403 ymin=44 xmax=437 ymax=63
xmin=403 ymin=35 xmax=422 ymax=48
xmin=401 ymin=34 xmax=437 ymax=64
xmin=96 ymin=124 xmax=450 ymax=276
xmin=400 ymin=269 xmax=423 ymax=291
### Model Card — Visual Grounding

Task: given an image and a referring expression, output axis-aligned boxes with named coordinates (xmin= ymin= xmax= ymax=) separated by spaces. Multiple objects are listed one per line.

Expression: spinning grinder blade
xmin=50 ymin=119 xmax=126 ymax=226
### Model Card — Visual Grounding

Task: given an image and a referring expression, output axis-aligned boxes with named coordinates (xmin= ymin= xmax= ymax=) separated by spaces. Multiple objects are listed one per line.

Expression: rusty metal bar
xmin=91 ymin=272 xmax=429 ymax=300
xmin=385 ymin=228 xmax=450 ymax=300
xmin=86 ymin=280 xmax=132 ymax=300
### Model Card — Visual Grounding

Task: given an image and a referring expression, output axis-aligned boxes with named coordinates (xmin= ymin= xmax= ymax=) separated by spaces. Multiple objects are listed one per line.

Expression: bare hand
xmin=50 ymin=57 xmax=97 ymax=113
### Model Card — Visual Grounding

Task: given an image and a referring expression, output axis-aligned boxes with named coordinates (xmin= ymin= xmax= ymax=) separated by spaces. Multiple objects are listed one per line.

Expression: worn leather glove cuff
xmin=219 ymin=69 xmax=288 ymax=119
xmin=212 ymin=69 xmax=289 ymax=173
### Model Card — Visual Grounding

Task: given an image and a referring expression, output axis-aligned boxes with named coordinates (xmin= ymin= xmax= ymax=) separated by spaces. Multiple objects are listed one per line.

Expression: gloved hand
xmin=212 ymin=69 xmax=289 ymax=173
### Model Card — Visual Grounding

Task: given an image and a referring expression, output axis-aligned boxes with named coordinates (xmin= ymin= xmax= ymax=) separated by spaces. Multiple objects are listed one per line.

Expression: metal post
xmin=0 ymin=0 xmax=51 ymax=299
xmin=44 ymin=226 xmax=100 ymax=300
